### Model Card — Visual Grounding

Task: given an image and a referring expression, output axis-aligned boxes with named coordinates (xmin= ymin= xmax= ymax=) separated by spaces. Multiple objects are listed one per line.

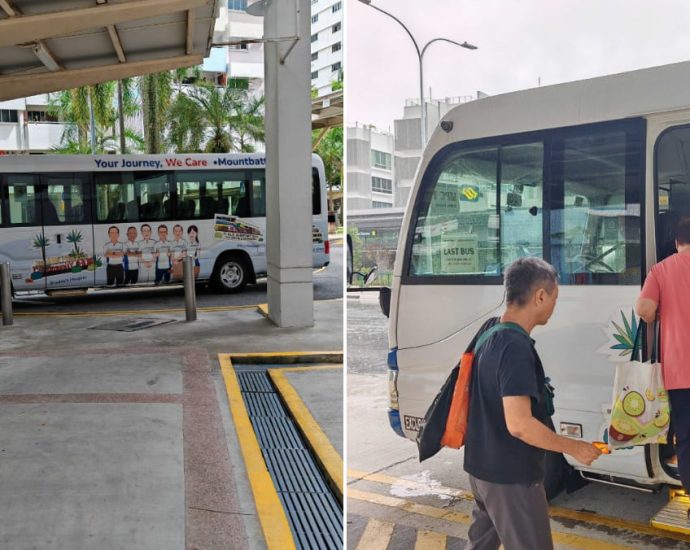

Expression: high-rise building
xmin=310 ymin=0 xmax=343 ymax=97
xmin=346 ymin=124 xmax=394 ymax=210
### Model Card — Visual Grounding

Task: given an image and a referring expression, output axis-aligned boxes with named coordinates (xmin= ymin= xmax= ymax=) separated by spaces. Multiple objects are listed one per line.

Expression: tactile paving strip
xmin=236 ymin=369 xmax=343 ymax=550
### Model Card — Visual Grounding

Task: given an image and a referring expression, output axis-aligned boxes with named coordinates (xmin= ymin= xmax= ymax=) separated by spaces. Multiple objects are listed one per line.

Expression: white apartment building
xmin=346 ymin=124 xmax=394 ymax=210
xmin=310 ymin=0 xmax=343 ymax=97
xmin=0 ymin=95 xmax=71 ymax=154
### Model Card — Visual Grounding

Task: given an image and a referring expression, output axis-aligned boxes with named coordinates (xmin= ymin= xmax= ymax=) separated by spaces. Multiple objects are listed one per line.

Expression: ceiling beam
xmin=0 ymin=0 xmax=16 ymax=17
xmin=186 ymin=10 xmax=195 ymax=56
xmin=0 ymin=0 xmax=208 ymax=48
xmin=107 ymin=25 xmax=126 ymax=63
xmin=0 ymin=54 xmax=203 ymax=101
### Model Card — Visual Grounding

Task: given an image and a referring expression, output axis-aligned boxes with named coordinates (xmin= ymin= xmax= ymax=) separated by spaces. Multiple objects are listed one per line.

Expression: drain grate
xmin=236 ymin=370 xmax=342 ymax=550
xmin=90 ymin=318 xmax=175 ymax=332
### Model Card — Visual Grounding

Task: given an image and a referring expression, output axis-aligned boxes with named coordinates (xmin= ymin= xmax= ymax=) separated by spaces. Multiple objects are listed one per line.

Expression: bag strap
xmin=473 ymin=321 xmax=529 ymax=354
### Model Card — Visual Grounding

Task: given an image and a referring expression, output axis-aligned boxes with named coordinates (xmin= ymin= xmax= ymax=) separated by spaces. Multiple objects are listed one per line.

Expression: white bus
xmin=386 ymin=61 xmax=690 ymax=517
xmin=0 ymin=153 xmax=330 ymax=294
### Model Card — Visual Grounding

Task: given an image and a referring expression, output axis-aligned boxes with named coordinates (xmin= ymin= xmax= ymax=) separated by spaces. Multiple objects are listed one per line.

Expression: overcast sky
xmin=346 ymin=0 xmax=690 ymax=131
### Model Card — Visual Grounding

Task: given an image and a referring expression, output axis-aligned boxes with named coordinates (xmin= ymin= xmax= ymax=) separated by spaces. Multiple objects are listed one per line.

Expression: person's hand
xmin=567 ymin=440 xmax=602 ymax=465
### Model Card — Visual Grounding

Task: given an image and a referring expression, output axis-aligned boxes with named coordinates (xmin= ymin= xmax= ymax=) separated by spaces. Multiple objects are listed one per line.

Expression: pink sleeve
xmin=640 ymin=268 xmax=660 ymax=304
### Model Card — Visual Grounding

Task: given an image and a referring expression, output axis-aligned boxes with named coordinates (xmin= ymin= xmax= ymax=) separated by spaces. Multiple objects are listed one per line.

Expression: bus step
xmin=651 ymin=489 xmax=690 ymax=535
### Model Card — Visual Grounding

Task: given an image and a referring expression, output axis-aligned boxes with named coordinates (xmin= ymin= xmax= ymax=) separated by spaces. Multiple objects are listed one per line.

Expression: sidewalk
xmin=0 ymin=300 xmax=343 ymax=550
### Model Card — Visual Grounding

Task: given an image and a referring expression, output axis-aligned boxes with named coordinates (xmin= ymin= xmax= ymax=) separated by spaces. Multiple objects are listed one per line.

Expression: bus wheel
xmin=213 ymin=254 xmax=249 ymax=293
xmin=544 ymin=451 xmax=568 ymax=501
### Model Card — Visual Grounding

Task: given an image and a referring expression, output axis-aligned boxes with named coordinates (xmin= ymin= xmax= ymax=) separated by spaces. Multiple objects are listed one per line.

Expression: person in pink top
xmin=636 ymin=217 xmax=690 ymax=492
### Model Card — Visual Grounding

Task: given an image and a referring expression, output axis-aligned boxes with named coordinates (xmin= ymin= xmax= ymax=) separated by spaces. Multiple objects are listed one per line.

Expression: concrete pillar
xmin=264 ymin=0 xmax=314 ymax=327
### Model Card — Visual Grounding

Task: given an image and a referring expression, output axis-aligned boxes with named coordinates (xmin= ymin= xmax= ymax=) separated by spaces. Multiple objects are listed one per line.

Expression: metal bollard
xmin=183 ymin=256 xmax=197 ymax=322
xmin=1 ymin=262 xmax=13 ymax=326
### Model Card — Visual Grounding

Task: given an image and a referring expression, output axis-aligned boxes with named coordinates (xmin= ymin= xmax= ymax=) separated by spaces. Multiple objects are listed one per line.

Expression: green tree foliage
xmin=50 ymin=82 xmax=143 ymax=154
xmin=228 ymin=92 xmax=265 ymax=152
xmin=313 ymin=127 xmax=343 ymax=191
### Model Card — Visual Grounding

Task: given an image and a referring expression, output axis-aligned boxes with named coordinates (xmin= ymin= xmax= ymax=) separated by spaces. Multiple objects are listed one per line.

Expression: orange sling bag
xmin=440 ymin=323 xmax=520 ymax=449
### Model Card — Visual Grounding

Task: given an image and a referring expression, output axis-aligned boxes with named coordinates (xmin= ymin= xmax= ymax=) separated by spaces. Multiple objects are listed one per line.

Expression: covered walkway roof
xmin=0 ymin=0 xmax=219 ymax=101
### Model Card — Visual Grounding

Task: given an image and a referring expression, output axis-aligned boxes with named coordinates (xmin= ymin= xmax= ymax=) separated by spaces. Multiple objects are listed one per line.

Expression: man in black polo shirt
xmin=464 ymin=257 xmax=601 ymax=550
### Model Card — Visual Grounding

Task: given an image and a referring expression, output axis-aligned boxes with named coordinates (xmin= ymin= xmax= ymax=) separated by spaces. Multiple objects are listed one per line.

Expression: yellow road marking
xmin=227 ymin=351 xmax=343 ymax=360
xmin=15 ymin=304 xmax=258 ymax=317
xmin=415 ymin=529 xmax=446 ymax=549
xmin=218 ymin=354 xmax=296 ymax=550
xmin=348 ymin=468 xmax=690 ymax=544
xmin=349 ymin=489 xmax=633 ymax=550
xmin=268 ymin=367 xmax=343 ymax=501
xmin=257 ymin=303 xmax=269 ymax=318
xmin=355 ymin=518 xmax=395 ymax=550
xmin=278 ymin=365 xmax=342 ymax=374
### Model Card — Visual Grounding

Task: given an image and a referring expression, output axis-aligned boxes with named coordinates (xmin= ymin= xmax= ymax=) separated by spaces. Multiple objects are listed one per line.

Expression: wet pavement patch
xmin=89 ymin=318 xmax=176 ymax=332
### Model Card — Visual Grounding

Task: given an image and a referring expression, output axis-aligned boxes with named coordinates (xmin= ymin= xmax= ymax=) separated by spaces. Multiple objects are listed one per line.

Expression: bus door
xmin=655 ymin=126 xmax=690 ymax=262
xmin=2 ymin=174 xmax=46 ymax=291
xmin=39 ymin=174 xmax=95 ymax=291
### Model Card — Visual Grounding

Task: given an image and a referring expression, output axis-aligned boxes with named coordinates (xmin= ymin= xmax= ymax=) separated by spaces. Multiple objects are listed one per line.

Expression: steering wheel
xmin=571 ymin=243 xmax=622 ymax=273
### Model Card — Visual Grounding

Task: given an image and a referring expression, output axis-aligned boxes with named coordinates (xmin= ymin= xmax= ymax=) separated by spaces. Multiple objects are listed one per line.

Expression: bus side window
xmin=7 ymin=178 xmax=38 ymax=225
xmin=409 ymin=146 xmax=499 ymax=277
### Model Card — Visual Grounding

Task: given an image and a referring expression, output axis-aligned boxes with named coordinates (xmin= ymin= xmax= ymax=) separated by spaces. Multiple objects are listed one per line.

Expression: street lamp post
xmin=358 ymin=0 xmax=477 ymax=146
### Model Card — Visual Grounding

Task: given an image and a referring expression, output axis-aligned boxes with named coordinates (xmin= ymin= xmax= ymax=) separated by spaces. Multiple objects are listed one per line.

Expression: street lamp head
xmin=358 ymin=0 xmax=372 ymax=4
xmin=461 ymin=41 xmax=478 ymax=50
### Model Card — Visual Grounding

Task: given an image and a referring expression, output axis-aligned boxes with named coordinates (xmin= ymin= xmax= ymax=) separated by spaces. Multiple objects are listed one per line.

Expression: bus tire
xmin=212 ymin=253 xmax=250 ymax=293
xmin=544 ymin=451 xmax=568 ymax=501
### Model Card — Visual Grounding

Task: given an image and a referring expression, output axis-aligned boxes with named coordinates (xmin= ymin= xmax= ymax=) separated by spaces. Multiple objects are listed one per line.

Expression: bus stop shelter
xmin=0 ymin=0 xmax=317 ymax=328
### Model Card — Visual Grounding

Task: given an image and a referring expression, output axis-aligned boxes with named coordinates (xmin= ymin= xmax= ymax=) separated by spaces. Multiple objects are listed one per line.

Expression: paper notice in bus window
xmin=432 ymin=183 xmax=459 ymax=215
xmin=440 ymin=234 xmax=478 ymax=273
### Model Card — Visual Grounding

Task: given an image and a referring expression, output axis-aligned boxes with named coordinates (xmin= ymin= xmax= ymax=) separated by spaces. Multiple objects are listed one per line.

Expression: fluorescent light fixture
xmin=32 ymin=42 xmax=60 ymax=72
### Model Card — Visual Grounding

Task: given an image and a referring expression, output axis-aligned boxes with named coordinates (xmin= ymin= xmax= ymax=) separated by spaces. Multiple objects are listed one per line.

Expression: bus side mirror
xmin=364 ymin=266 xmax=378 ymax=286
xmin=379 ymin=287 xmax=391 ymax=318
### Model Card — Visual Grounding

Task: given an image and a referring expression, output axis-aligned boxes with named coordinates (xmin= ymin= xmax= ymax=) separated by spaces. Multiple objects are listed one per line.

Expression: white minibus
xmin=386 ymin=60 xmax=690 ymax=526
xmin=0 ymin=153 xmax=329 ymax=294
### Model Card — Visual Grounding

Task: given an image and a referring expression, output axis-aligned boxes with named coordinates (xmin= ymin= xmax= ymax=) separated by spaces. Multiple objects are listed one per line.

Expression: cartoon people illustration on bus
xmin=123 ymin=226 xmax=140 ymax=285
xmin=103 ymin=225 xmax=125 ymax=286
xmin=187 ymin=225 xmax=201 ymax=278
xmin=138 ymin=223 xmax=157 ymax=283
xmin=170 ymin=223 xmax=188 ymax=281
xmin=154 ymin=224 xmax=172 ymax=285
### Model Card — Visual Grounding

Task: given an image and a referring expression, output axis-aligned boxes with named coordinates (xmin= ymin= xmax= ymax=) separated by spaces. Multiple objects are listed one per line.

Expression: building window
xmin=228 ymin=0 xmax=247 ymax=10
xmin=0 ymin=110 xmax=18 ymax=123
xmin=372 ymin=176 xmax=393 ymax=194
xmin=371 ymin=149 xmax=392 ymax=170
xmin=311 ymin=32 xmax=318 ymax=43
xmin=229 ymin=43 xmax=248 ymax=50
xmin=332 ymin=1 xmax=341 ymax=13
xmin=311 ymin=52 xmax=318 ymax=61
xmin=311 ymin=14 xmax=318 ymax=23
xmin=332 ymin=22 xmax=341 ymax=33
xmin=311 ymin=0 xmax=318 ymax=4
xmin=373 ymin=201 xmax=391 ymax=209
xmin=331 ymin=62 xmax=341 ymax=73
xmin=311 ymin=70 xmax=319 ymax=80
xmin=332 ymin=42 xmax=341 ymax=53
xmin=26 ymin=111 xmax=58 ymax=123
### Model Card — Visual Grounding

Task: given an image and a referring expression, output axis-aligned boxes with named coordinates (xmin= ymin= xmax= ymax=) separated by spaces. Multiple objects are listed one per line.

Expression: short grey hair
xmin=504 ymin=257 xmax=558 ymax=307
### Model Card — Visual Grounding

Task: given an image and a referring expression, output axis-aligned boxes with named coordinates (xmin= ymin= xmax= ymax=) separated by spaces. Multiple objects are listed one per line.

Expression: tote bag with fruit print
xmin=608 ymin=321 xmax=669 ymax=449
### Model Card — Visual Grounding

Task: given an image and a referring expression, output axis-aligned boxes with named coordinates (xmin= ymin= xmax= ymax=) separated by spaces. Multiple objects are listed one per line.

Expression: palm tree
xmin=228 ymin=92 xmax=265 ymax=152
xmin=140 ymin=71 xmax=173 ymax=153
xmin=50 ymin=82 xmax=143 ymax=154
xmin=179 ymin=82 xmax=235 ymax=153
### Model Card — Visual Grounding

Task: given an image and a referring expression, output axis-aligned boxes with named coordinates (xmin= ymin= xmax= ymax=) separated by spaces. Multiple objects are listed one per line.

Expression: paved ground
xmin=0 ymin=299 xmax=343 ymax=549
xmin=347 ymin=293 xmax=690 ymax=550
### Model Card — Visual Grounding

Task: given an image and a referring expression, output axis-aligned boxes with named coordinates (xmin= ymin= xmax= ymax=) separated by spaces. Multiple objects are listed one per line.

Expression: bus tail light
xmin=324 ymin=240 xmax=330 ymax=255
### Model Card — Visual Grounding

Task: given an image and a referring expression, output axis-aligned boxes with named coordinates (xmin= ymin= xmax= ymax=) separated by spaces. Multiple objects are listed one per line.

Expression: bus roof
xmin=430 ymin=60 xmax=690 ymax=150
